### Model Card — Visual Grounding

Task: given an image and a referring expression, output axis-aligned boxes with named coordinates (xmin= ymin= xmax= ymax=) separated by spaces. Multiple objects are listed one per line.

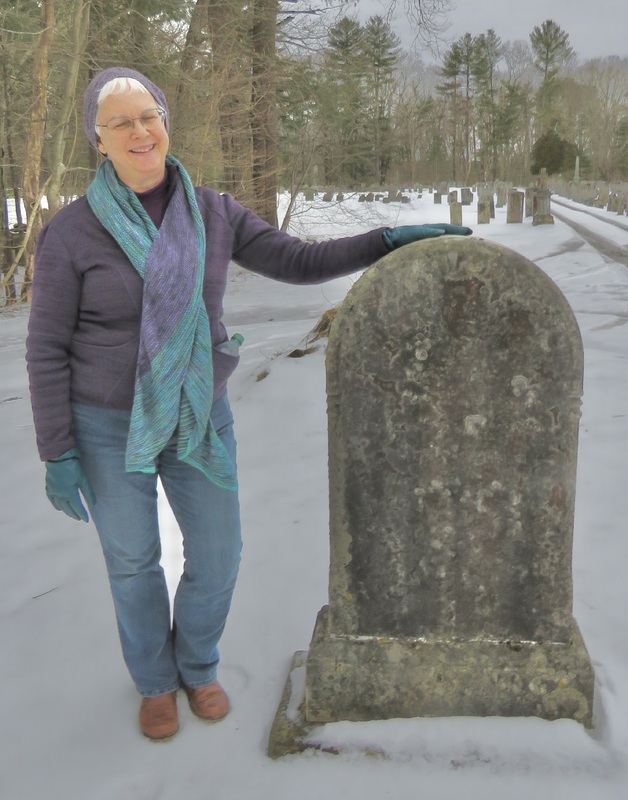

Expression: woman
xmin=26 ymin=67 xmax=471 ymax=741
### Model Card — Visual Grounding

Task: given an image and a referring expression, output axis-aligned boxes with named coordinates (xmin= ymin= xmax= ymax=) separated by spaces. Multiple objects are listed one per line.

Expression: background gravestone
xmin=461 ymin=187 xmax=474 ymax=205
xmin=507 ymin=190 xmax=524 ymax=223
xmin=477 ymin=200 xmax=491 ymax=224
xmin=449 ymin=201 xmax=463 ymax=225
xmin=269 ymin=238 xmax=594 ymax=757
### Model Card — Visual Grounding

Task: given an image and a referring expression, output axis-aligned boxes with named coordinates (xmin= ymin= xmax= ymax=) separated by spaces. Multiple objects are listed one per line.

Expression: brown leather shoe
xmin=139 ymin=691 xmax=179 ymax=741
xmin=185 ymin=681 xmax=230 ymax=722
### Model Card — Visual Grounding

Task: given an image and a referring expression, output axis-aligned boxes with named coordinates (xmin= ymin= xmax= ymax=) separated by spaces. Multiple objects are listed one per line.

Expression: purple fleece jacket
xmin=26 ymin=186 xmax=389 ymax=461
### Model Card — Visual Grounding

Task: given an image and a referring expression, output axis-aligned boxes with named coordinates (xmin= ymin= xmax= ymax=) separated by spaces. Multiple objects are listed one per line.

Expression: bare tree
xmin=21 ymin=0 xmax=54 ymax=301
xmin=576 ymin=57 xmax=628 ymax=180
xmin=351 ymin=0 xmax=451 ymax=53
xmin=46 ymin=0 xmax=91 ymax=214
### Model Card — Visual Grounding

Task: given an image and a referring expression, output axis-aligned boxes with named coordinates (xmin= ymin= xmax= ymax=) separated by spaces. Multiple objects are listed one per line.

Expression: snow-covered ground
xmin=1 ymin=191 xmax=628 ymax=799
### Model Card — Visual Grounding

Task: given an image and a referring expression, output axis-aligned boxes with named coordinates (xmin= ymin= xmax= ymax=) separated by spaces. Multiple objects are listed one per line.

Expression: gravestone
xmin=268 ymin=237 xmax=594 ymax=757
xmin=448 ymin=189 xmax=459 ymax=204
xmin=449 ymin=200 xmax=463 ymax=225
xmin=533 ymin=169 xmax=554 ymax=226
xmin=507 ymin=190 xmax=524 ymax=223
xmin=434 ymin=192 xmax=442 ymax=204
xmin=532 ymin=190 xmax=554 ymax=225
xmin=461 ymin=187 xmax=473 ymax=206
xmin=478 ymin=186 xmax=495 ymax=219
xmin=477 ymin=200 xmax=491 ymax=224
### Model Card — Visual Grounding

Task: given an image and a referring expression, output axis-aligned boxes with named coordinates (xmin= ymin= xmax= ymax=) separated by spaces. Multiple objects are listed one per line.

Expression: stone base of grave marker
xmin=267 ymin=237 xmax=594 ymax=758
xmin=304 ymin=606 xmax=593 ymax=724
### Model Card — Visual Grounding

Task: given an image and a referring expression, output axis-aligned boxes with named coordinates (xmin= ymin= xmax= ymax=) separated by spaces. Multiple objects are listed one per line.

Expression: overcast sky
xmin=352 ymin=0 xmax=628 ymax=62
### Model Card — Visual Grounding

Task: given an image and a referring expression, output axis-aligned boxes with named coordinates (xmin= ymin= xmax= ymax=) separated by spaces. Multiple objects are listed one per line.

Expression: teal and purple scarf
xmin=87 ymin=154 xmax=236 ymax=490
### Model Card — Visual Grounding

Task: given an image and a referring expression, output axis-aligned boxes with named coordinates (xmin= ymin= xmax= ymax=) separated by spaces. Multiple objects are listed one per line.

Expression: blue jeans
xmin=72 ymin=393 xmax=241 ymax=697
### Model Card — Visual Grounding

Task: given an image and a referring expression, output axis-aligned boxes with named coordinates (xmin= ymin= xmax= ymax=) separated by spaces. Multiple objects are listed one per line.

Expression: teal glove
xmin=45 ymin=448 xmax=95 ymax=522
xmin=383 ymin=224 xmax=473 ymax=250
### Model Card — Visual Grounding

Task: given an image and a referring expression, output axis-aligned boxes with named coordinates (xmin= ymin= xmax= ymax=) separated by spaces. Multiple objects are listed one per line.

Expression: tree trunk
xmin=250 ymin=0 xmax=278 ymax=226
xmin=208 ymin=0 xmax=252 ymax=201
xmin=47 ymin=0 xmax=91 ymax=215
xmin=175 ymin=0 xmax=211 ymax=121
xmin=21 ymin=0 xmax=55 ymax=302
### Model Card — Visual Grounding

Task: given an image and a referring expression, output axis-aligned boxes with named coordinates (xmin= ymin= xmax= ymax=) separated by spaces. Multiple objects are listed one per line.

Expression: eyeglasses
xmin=96 ymin=107 xmax=166 ymax=135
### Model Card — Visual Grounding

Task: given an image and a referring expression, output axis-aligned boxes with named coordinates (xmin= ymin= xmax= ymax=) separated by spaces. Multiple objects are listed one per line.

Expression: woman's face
xmin=95 ymin=88 xmax=169 ymax=192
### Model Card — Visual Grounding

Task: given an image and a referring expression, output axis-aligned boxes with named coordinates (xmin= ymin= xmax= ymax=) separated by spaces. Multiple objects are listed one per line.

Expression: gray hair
xmin=83 ymin=67 xmax=169 ymax=150
xmin=95 ymin=78 xmax=153 ymax=134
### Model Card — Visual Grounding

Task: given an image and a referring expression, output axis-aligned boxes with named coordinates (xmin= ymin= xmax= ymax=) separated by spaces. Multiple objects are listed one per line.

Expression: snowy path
xmin=551 ymin=199 xmax=628 ymax=268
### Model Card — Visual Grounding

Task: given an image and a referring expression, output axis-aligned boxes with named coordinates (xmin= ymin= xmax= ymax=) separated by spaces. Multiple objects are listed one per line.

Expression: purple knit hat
xmin=83 ymin=66 xmax=169 ymax=150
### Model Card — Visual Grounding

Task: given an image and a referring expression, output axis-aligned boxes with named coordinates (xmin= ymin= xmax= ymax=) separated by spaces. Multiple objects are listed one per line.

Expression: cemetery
xmin=2 ymin=2 xmax=628 ymax=797
xmin=2 ymin=172 xmax=628 ymax=797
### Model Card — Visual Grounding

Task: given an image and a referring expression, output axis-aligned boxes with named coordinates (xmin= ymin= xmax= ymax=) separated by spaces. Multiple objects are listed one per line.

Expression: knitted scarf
xmin=86 ymin=154 xmax=237 ymax=490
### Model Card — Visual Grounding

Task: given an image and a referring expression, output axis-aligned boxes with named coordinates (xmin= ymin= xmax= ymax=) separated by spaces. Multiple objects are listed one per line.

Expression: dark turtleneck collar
xmin=135 ymin=163 xmax=178 ymax=229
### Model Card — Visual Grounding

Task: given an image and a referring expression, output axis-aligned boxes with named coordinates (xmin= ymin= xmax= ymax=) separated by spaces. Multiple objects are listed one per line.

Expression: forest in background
xmin=1 ymin=0 xmax=628 ymax=303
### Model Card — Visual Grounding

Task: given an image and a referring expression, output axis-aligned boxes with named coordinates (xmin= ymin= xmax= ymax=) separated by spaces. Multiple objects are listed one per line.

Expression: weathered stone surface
xmin=313 ymin=239 xmax=590 ymax=716
xmin=267 ymin=652 xmax=316 ymax=759
xmin=461 ymin=187 xmax=474 ymax=205
xmin=268 ymin=237 xmax=594 ymax=756
xmin=305 ymin=607 xmax=593 ymax=724
xmin=323 ymin=236 xmax=583 ymax=640
xmin=533 ymin=189 xmax=554 ymax=225
xmin=449 ymin=201 xmax=463 ymax=225
xmin=507 ymin=190 xmax=524 ymax=223
xmin=477 ymin=200 xmax=491 ymax=224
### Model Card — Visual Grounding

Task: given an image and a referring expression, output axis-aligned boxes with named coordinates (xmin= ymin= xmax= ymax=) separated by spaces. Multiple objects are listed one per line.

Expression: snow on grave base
xmin=268 ymin=238 xmax=594 ymax=757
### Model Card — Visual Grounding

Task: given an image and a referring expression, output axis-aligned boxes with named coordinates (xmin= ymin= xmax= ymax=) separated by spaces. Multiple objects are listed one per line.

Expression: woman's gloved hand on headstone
xmin=382 ymin=224 xmax=473 ymax=251
xmin=45 ymin=448 xmax=95 ymax=522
